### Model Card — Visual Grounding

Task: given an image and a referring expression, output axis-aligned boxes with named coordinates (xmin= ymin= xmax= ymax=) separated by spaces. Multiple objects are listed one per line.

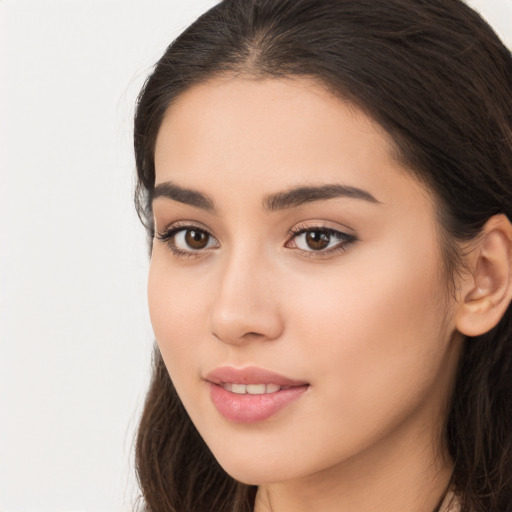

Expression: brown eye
xmin=156 ymin=225 xmax=219 ymax=255
xmin=184 ymin=229 xmax=210 ymax=250
xmin=304 ymin=230 xmax=330 ymax=250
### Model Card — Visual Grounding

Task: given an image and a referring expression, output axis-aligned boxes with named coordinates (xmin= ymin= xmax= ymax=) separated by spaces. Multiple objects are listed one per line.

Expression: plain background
xmin=0 ymin=1 xmax=510 ymax=511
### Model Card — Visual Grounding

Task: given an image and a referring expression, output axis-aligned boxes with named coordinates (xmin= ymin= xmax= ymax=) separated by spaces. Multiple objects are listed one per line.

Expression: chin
xmin=210 ymin=442 xmax=320 ymax=487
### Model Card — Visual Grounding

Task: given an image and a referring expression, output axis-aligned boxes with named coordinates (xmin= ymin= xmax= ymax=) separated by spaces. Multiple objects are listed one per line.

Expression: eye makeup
xmin=155 ymin=220 xmax=358 ymax=260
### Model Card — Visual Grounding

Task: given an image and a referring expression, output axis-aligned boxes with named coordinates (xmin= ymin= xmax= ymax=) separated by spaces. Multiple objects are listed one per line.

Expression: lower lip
xmin=208 ymin=383 xmax=309 ymax=423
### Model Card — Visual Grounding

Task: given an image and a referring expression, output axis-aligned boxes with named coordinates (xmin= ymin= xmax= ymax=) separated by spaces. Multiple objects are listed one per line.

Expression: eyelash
xmin=155 ymin=222 xmax=357 ymax=259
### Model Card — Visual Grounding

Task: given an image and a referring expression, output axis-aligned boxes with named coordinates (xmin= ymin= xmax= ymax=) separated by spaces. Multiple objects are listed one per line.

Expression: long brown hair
xmin=133 ymin=1 xmax=512 ymax=510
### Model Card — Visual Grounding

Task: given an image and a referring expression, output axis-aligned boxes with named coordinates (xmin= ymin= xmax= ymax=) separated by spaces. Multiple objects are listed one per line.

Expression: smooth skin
xmin=149 ymin=77 xmax=512 ymax=512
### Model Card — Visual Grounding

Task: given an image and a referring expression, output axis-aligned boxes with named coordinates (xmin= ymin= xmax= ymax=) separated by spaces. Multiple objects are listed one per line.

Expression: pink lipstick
xmin=206 ymin=366 xmax=309 ymax=423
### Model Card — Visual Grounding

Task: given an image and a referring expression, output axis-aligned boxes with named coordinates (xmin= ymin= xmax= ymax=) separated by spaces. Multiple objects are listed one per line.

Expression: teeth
xmin=221 ymin=383 xmax=282 ymax=394
xmin=265 ymin=383 xmax=281 ymax=393
xmin=231 ymin=383 xmax=247 ymax=394
xmin=246 ymin=384 xmax=266 ymax=395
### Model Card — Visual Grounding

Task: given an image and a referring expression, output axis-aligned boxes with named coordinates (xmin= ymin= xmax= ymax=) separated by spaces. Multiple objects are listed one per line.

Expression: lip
xmin=205 ymin=365 xmax=309 ymax=387
xmin=205 ymin=366 xmax=309 ymax=423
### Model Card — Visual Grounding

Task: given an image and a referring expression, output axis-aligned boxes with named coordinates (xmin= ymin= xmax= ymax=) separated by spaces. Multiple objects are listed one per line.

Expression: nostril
xmin=211 ymin=329 xmax=267 ymax=344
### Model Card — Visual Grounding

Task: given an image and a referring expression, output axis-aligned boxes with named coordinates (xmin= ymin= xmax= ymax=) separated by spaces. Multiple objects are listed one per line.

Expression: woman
xmin=133 ymin=1 xmax=512 ymax=511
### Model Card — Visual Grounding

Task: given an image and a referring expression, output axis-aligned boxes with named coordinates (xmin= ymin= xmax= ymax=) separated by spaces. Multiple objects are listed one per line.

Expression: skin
xmin=149 ymin=77 xmax=466 ymax=512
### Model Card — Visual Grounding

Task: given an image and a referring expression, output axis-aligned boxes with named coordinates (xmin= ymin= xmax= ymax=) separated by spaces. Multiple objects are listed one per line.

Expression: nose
xmin=208 ymin=251 xmax=284 ymax=345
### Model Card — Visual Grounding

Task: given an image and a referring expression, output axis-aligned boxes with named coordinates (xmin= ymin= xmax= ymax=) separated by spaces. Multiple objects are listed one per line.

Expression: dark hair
xmin=133 ymin=1 xmax=512 ymax=511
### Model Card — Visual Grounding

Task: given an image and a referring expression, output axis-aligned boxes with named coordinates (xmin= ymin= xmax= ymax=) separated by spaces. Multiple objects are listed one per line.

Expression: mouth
xmin=205 ymin=366 xmax=309 ymax=423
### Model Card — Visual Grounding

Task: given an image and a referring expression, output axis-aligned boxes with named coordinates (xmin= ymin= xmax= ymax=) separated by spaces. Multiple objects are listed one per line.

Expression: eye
xmin=156 ymin=224 xmax=219 ymax=256
xmin=175 ymin=228 xmax=215 ymax=250
xmin=286 ymin=226 xmax=356 ymax=254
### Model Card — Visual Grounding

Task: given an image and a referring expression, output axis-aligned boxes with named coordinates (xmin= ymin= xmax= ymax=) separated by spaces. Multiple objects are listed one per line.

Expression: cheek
xmin=286 ymin=233 xmax=451 ymax=422
xmin=147 ymin=253 xmax=211 ymax=372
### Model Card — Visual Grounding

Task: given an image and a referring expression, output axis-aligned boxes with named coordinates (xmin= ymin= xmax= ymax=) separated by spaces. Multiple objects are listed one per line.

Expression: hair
xmin=133 ymin=1 xmax=512 ymax=511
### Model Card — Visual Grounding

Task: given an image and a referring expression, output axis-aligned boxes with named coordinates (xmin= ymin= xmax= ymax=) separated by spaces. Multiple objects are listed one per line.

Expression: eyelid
xmin=287 ymin=220 xmax=354 ymax=238
xmin=155 ymin=218 xmax=214 ymax=234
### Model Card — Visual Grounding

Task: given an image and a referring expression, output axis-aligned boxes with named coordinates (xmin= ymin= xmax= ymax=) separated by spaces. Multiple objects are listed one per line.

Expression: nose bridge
xmin=209 ymin=241 xmax=283 ymax=344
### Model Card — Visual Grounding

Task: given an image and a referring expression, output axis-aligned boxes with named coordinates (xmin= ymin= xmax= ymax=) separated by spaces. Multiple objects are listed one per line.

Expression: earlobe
xmin=455 ymin=214 xmax=512 ymax=337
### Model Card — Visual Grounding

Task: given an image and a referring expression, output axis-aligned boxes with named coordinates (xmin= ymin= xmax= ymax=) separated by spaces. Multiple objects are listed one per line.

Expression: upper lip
xmin=205 ymin=366 xmax=309 ymax=387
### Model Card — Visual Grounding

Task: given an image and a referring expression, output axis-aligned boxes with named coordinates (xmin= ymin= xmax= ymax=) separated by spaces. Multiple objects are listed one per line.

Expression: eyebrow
xmin=264 ymin=184 xmax=380 ymax=211
xmin=152 ymin=182 xmax=217 ymax=213
xmin=151 ymin=181 xmax=380 ymax=213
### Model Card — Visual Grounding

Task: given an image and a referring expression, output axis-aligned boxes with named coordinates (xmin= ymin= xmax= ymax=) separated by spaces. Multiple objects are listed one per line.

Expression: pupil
xmin=185 ymin=229 xmax=208 ymax=249
xmin=306 ymin=230 xmax=330 ymax=250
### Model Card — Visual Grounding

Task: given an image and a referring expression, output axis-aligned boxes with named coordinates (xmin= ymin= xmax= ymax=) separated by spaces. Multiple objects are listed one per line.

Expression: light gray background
xmin=0 ymin=1 xmax=510 ymax=511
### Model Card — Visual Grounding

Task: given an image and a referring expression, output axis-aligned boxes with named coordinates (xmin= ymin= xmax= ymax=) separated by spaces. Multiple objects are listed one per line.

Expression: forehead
xmin=153 ymin=76 xmax=432 ymax=213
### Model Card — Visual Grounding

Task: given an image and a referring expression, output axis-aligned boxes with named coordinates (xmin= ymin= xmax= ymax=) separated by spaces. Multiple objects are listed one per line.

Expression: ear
xmin=455 ymin=214 xmax=512 ymax=337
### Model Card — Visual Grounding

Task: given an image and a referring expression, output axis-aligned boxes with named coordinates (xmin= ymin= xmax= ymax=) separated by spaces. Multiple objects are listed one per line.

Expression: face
xmin=149 ymin=77 xmax=462 ymax=486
